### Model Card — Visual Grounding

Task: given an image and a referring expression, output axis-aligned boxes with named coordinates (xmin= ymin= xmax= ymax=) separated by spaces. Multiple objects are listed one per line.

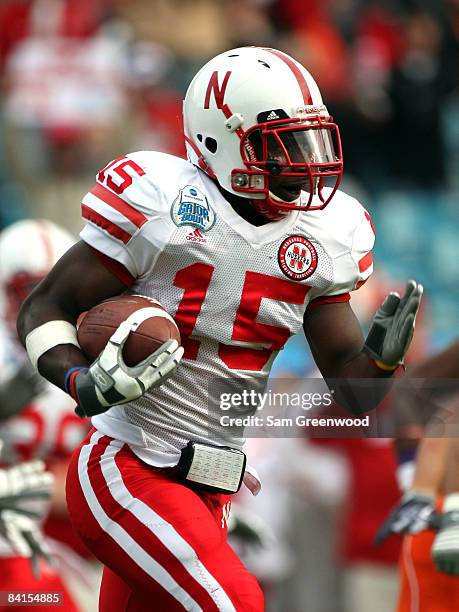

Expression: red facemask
xmin=231 ymin=115 xmax=343 ymax=220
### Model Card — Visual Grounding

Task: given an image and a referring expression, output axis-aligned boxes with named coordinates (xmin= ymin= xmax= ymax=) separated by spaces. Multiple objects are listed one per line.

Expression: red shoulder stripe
xmin=358 ymin=252 xmax=373 ymax=273
xmin=364 ymin=211 xmax=376 ymax=236
xmin=90 ymin=183 xmax=148 ymax=229
xmin=82 ymin=205 xmax=132 ymax=244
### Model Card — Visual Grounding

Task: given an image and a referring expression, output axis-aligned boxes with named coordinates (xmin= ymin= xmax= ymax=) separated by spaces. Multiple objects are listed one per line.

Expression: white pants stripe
xmin=78 ymin=431 xmax=203 ymax=611
xmin=402 ymin=536 xmax=420 ymax=612
xmin=99 ymin=436 xmax=236 ymax=612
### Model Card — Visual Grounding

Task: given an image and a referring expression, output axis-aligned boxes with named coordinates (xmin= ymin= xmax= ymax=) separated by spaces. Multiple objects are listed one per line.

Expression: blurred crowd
xmin=1 ymin=0 xmax=459 ymax=189
xmin=0 ymin=0 xmax=459 ymax=339
xmin=0 ymin=1 xmax=458 ymax=611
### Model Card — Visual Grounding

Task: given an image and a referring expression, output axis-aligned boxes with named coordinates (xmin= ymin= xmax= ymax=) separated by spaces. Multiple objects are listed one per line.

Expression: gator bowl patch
xmin=171 ymin=185 xmax=216 ymax=232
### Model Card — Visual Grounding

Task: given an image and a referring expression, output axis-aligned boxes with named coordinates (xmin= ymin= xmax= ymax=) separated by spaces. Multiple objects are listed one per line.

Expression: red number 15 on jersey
xmin=174 ymin=264 xmax=309 ymax=371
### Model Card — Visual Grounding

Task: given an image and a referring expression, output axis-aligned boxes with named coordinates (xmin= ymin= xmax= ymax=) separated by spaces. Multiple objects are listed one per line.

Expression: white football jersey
xmin=0 ymin=322 xmax=88 ymax=557
xmin=80 ymin=152 xmax=375 ymax=467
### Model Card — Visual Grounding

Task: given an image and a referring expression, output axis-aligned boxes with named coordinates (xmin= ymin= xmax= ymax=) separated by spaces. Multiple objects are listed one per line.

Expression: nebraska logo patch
xmin=278 ymin=235 xmax=318 ymax=280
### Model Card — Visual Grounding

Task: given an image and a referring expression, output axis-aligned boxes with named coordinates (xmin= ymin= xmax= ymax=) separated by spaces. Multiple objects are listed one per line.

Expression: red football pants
xmin=0 ymin=557 xmax=78 ymax=612
xmin=66 ymin=430 xmax=264 ymax=611
xmin=397 ymin=531 xmax=459 ymax=612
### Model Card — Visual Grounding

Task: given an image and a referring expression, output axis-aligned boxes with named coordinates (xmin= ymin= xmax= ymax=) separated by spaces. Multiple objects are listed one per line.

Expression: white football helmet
xmin=183 ymin=46 xmax=343 ymax=220
xmin=0 ymin=219 xmax=75 ymax=324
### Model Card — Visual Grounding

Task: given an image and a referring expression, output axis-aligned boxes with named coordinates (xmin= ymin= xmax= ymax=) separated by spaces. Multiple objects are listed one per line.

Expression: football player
xmin=17 ymin=47 xmax=422 ymax=611
xmin=432 ymin=424 xmax=459 ymax=577
xmin=0 ymin=220 xmax=88 ymax=610
xmin=0 ymin=459 xmax=54 ymax=578
xmin=376 ymin=433 xmax=459 ymax=612
xmin=374 ymin=340 xmax=459 ymax=610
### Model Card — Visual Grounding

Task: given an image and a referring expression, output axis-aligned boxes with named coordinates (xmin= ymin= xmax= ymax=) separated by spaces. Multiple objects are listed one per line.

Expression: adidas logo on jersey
xmin=266 ymin=110 xmax=279 ymax=120
xmin=186 ymin=228 xmax=207 ymax=244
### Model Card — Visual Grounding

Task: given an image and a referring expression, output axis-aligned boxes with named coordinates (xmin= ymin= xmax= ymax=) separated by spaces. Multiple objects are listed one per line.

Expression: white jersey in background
xmin=0 ymin=323 xmax=87 ymax=557
xmin=80 ymin=151 xmax=375 ymax=466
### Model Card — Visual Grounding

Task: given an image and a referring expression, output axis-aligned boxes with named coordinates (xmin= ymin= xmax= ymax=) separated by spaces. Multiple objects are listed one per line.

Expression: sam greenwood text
xmin=220 ymin=415 xmax=370 ymax=427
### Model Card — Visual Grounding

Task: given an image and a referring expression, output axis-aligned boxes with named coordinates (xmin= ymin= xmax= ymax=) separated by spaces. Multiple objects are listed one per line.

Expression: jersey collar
xmin=199 ymin=172 xmax=300 ymax=248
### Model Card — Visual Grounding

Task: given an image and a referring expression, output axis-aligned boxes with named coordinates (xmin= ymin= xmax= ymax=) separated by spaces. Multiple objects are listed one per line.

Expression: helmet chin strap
xmin=250 ymin=192 xmax=294 ymax=221
xmin=268 ymin=190 xmax=301 ymax=206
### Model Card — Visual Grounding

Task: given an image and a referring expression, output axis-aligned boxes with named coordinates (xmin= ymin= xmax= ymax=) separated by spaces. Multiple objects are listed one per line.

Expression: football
xmin=77 ymin=295 xmax=181 ymax=367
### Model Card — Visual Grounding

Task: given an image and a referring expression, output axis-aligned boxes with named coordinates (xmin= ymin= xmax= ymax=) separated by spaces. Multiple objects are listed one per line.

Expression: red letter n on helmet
xmin=204 ymin=71 xmax=231 ymax=109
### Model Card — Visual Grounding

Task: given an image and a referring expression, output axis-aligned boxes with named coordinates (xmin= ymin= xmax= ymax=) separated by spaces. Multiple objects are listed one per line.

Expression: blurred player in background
xmin=18 ymin=47 xmax=422 ymax=610
xmin=0 ymin=457 xmax=54 ymax=579
xmin=0 ymin=220 xmax=91 ymax=611
xmin=432 ymin=407 xmax=459 ymax=578
xmin=376 ymin=340 xmax=459 ymax=611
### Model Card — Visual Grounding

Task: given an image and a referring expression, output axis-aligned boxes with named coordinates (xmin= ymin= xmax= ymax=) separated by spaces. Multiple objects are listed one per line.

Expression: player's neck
xmin=216 ymin=185 xmax=271 ymax=227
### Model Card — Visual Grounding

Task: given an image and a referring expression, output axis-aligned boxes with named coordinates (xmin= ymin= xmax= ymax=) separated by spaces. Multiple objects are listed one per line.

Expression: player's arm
xmin=432 ymin=404 xmax=459 ymax=576
xmin=17 ymin=242 xmax=183 ymax=417
xmin=392 ymin=339 xmax=459 ymax=498
xmin=17 ymin=241 xmax=126 ymax=389
xmin=304 ymin=280 xmax=422 ymax=371
xmin=303 ymin=300 xmax=386 ymax=380
xmin=376 ymin=341 xmax=459 ymax=546
xmin=303 ymin=197 xmax=422 ymax=383
xmin=303 ymin=280 xmax=422 ymax=413
xmin=303 ymin=301 xmax=390 ymax=414
xmin=375 ymin=435 xmax=450 ymax=545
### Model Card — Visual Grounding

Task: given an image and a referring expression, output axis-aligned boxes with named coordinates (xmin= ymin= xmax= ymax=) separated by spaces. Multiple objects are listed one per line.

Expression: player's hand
xmin=374 ymin=491 xmax=439 ymax=545
xmin=72 ymin=315 xmax=184 ymax=418
xmin=227 ymin=505 xmax=274 ymax=549
xmin=0 ymin=461 xmax=54 ymax=506
xmin=363 ymin=280 xmax=423 ymax=367
xmin=0 ymin=361 xmax=45 ymax=421
xmin=0 ymin=510 xmax=51 ymax=578
xmin=432 ymin=511 xmax=459 ymax=576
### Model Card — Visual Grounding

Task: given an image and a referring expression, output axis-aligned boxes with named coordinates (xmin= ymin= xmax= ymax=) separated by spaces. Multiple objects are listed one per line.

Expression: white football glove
xmin=0 ymin=461 xmax=54 ymax=505
xmin=227 ymin=505 xmax=274 ymax=549
xmin=71 ymin=310 xmax=184 ymax=417
xmin=0 ymin=461 xmax=54 ymax=578
xmin=432 ymin=509 xmax=459 ymax=576
xmin=0 ymin=510 xmax=51 ymax=577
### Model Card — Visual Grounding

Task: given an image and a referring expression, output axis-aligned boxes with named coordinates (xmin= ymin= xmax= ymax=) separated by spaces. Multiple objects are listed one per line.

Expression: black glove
xmin=0 ymin=362 xmax=45 ymax=421
xmin=375 ymin=491 xmax=439 ymax=545
xmin=364 ymin=280 xmax=423 ymax=367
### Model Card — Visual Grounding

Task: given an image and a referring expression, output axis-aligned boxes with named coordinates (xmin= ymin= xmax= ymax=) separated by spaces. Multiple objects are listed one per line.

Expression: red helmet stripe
xmin=264 ymin=48 xmax=313 ymax=105
xmin=36 ymin=220 xmax=55 ymax=269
